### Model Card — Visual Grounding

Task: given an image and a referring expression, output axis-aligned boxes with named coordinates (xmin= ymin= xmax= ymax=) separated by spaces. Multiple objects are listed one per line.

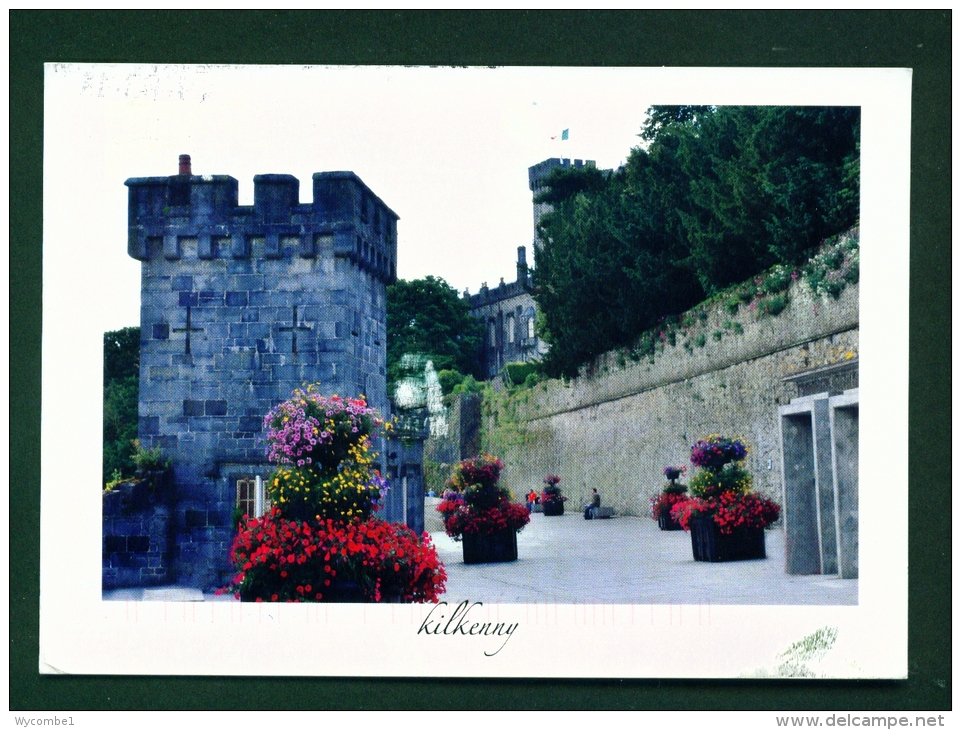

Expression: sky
xmin=45 ymin=64 xmax=663 ymax=333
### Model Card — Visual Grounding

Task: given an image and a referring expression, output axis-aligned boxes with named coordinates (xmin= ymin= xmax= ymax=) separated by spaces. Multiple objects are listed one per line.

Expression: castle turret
xmin=527 ymin=157 xmax=596 ymax=247
xmin=118 ymin=155 xmax=401 ymax=590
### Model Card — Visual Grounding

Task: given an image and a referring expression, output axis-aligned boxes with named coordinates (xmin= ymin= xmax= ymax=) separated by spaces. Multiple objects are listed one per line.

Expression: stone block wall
xmin=480 ymin=279 xmax=858 ymax=517
xmin=424 ymin=392 xmax=482 ymax=472
xmin=102 ymin=486 xmax=174 ymax=589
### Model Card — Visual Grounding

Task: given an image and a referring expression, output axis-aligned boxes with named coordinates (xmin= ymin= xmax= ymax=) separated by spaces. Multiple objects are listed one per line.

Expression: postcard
xmin=39 ymin=64 xmax=910 ymax=677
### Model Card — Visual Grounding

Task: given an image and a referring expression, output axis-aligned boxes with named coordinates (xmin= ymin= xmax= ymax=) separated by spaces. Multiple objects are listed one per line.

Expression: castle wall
xmin=125 ymin=164 xmax=398 ymax=589
xmin=479 ymin=279 xmax=858 ymax=517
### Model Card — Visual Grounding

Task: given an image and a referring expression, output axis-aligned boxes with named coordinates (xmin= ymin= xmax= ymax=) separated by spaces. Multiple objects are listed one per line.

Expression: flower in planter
xmin=652 ymin=467 xmax=688 ymax=527
xmin=230 ymin=509 xmax=447 ymax=603
xmin=650 ymin=491 xmax=689 ymax=521
xmin=540 ymin=474 xmax=568 ymax=506
xmin=690 ymin=435 xmax=748 ymax=471
xmin=225 ymin=386 xmax=446 ymax=602
xmin=263 ymin=386 xmax=383 ymax=471
xmin=663 ymin=465 xmax=687 ymax=484
xmin=688 ymin=460 xmax=752 ymax=500
xmin=668 ymin=435 xmax=780 ymax=535
xmin=446 ymin=454 xmax=504 ymax=493
xmin=437 ymin=455 xmax=530 ymax=540
xmin=670 ymin=492 xmax=780 ymax=535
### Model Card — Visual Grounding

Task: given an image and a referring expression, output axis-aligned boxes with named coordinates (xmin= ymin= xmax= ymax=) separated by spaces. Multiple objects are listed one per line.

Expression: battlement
xmin=468 ymin=275 xmax=531 ymax=308
xmin=528 ymin=157 xmax=596 ymax=193
xmin=126 ymin=158 xmax=398 ymax=284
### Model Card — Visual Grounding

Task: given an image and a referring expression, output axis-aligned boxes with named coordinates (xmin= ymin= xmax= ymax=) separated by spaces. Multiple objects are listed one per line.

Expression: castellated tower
xmin=125 ymin=155 xmax=398 ymax=589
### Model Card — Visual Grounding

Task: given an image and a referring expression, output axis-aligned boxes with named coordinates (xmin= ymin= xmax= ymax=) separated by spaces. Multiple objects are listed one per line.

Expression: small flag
xmin=551 ymin=128 xmax=569 ymax=141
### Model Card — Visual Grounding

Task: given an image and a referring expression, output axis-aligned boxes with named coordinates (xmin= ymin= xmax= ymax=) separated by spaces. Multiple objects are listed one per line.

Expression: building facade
xmin=108 ymin=155 xmax=412 ymax=590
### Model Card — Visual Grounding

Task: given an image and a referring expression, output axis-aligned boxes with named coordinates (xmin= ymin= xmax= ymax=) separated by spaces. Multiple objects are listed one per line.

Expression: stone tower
xmin=527 ymin=157 xmax=596 ymax=247
xmin=124 ymin=155 xmax=398 ymax=589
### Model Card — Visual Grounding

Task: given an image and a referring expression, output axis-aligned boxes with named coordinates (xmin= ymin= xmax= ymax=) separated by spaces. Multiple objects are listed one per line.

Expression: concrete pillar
xmin=780 ymin=406 xmax=821 ymax=575
xmin=830 ymin=391 xmax=859 ymax=578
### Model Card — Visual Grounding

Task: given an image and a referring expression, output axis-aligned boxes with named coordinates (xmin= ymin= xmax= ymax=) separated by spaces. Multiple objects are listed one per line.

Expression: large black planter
xmin=238 ymin=580 xmax=402 ymax=603
xmin=322 ymin=580 xmax=368 ymax=602
xmin=657 ymin=511 xmax=684 ymax=531
xmin=690 ymin=517 xmax=766 ymax=562
xmin=462 ymin=529 xmax=518 ymax=564
xmin=542 ymin=500 xmax=565 ymax=516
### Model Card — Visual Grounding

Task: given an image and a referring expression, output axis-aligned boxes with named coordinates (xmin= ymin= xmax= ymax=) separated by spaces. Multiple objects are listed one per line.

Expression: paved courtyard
xmin=430 ymin=510 xmax=857 ymax=606
xmin=105 ymin=507 xmax=856 ymax=605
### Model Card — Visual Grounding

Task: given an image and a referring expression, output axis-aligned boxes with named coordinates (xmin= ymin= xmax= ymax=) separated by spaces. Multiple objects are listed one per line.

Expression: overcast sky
xmin=45 ymin=64 xmax=667 ymax=333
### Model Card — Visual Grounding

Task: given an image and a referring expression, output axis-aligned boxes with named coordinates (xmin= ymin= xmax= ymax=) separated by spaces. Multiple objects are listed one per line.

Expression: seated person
xmin=583 ymin=489 xmax=600 ymax=519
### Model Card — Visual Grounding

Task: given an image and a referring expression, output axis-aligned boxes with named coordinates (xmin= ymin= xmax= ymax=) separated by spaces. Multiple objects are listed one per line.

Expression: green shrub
xmin=132 ymin=440 xmax=171 ymax=472
xmin=761 ymin=265 xmax=793 ymax=294
xmin=759 ymin=293 xmax=788 ymax=317
xmin=436 ymin=369 xmax=465 ymax=395
xmin=452 ymin=374 xmax=484 ymax=395
xmin=803 ymin=232 xmax=859 ymax=299
xmin=503 ymin=361 xmax=540 ymax=387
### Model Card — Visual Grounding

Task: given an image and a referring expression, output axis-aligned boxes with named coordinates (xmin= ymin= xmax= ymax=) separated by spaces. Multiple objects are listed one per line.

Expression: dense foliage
xmin=386 ymin=276 xmax=484 ymax=394
xmin=103 ymin=326 xmax=140 ymax=485
xmin=533 ymin=105 xmax=860 ymax=378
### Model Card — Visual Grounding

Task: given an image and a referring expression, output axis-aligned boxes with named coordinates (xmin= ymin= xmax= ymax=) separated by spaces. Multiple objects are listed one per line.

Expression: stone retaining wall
xmin=479 ymin=279 xmax=858 ymax=517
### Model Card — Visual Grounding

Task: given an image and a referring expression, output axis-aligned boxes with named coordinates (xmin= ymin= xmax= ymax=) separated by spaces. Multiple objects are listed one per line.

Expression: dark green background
xmin=11 ymin=10 xmax=950 ymax=711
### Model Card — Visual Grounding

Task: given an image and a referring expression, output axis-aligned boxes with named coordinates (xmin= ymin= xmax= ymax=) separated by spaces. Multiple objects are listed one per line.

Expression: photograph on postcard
xmin=40 ymin=65 xmax=910 ymax=677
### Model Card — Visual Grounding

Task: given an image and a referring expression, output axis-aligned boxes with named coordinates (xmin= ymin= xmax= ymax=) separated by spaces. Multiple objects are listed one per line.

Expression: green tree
xmin=533 ymin=162 xmax=702 ymax=378
xmin=386 ymin=276 xmax=484 ymax=396
xmin=645 ymin=105 xmax=861 ymax=293
xmin=532 ymin=105 xmax=859 ymax=377
xmin=103 ymin=327 xmax=140 ymax=484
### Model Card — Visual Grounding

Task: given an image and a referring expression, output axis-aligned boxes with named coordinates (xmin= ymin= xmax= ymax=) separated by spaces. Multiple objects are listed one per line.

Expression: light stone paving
xmin=104 ymin=511 xmax=856 ymax=605
xmin=430 ymin=512 xmax=857 ymax=606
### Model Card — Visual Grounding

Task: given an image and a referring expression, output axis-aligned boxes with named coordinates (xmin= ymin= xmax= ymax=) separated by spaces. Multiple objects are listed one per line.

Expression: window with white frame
xmin=236 ymin=475 xmax=269 ymax=518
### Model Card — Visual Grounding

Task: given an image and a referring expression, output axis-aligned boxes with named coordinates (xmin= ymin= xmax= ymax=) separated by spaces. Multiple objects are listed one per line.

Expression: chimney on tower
xmin=517 ymin=245 xmax=529 ymax=283
xmin=179 ymin=154 xmax=192 ymax=176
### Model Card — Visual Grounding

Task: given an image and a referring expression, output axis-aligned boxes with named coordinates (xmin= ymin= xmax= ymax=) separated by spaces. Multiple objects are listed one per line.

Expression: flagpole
xmin=552 ymin=128 xmax=569 ymax=164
